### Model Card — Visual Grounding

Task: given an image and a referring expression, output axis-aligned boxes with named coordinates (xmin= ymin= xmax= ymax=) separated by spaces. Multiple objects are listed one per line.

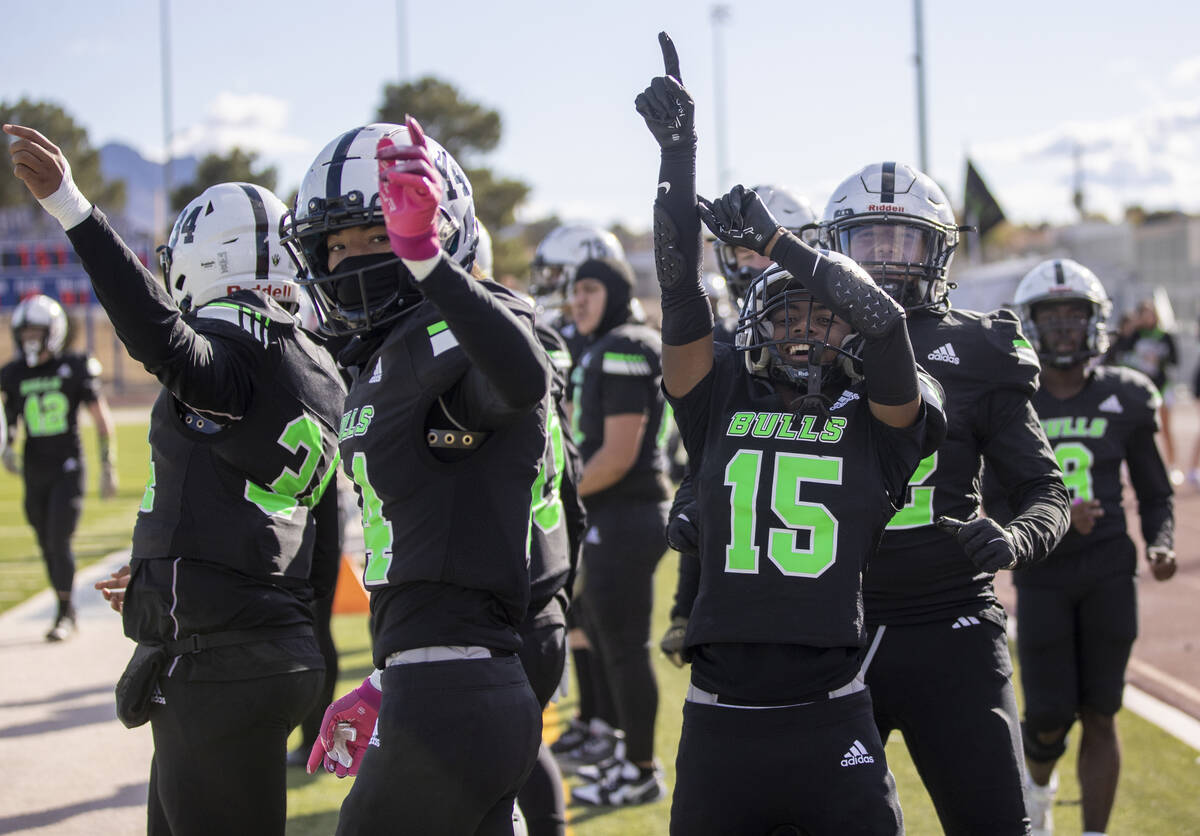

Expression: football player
xmin=289 ymin=118 xmax=550 ymax=835
xmin=819 ymin=161 xmax=1071 ymax=834
xmin=5 ymin=123 xmax=345 ymax=835
xmin=1 ymin=291 xmax=117 ymax=641
xmin=710 ymin=183 xmax=817 ymax=307
xmin=531 ymin=225 xmax=626 ymax=330
xmin=636 ymin=35 xmax=945 ymax=834
xmin=1004 ymin=259 xmax=1175 ymax=836
xmin=565 ymin=257 xmax=672 ymax=806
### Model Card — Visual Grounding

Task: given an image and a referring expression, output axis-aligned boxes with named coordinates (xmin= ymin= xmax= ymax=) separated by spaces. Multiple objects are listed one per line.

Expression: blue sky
xmin=4 ymin=0 xmax=1200 ymax=230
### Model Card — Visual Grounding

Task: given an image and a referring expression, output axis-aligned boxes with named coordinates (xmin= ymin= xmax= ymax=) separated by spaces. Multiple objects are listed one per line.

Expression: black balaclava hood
xmin=576 ymin=257 xmax=635 ymax=337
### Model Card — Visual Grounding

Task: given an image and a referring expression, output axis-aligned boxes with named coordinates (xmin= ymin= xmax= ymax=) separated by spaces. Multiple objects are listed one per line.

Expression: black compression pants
xmin=147 ymin=668 xmax=322 ymax=836
xmin=862 ymin=610 xmax=1028 ymax=836
xmin=336 ymin=655 xmax=541 ymax=836
xmin=577 ymin=499 xmax=668 ymax=764
xmin=24 ymin=465 xmax=84 ymax=596
xmin=517 ymin=617 xmax=568 ymax=836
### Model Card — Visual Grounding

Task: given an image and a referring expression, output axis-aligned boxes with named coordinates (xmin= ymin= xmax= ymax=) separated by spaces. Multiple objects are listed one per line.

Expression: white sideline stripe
xmin=1127 ymin=657 xmax=1200 ymax=707
xmin=2 ymin=548 xmax=132 ymax=623
xmin=1123 ymin=685 xmax=1200 ymax=753
xmin=1008 ymin=615 xmax=1200 ymax=754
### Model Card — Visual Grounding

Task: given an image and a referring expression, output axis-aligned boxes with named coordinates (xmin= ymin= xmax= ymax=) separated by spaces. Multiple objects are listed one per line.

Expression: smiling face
xmin=767 ymin=296 xmax=850 ymax=366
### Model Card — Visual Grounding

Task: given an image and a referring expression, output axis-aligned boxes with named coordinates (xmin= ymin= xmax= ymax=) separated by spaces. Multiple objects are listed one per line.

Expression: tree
xmin=0 ymin=98 xmax=124 ymax=211
xmin=377 ymin=77 xmax=500 ymax=163
xmin=376 ymin=76 xmax=531 ymax=263
xmin=169 ymin=148 xmax=277 ymax=212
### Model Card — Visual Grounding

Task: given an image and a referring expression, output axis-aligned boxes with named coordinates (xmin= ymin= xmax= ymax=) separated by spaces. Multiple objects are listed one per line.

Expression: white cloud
xmin=169 ymin=92 xmax=311 ymax=160
xmin=1169 ymin=55 xmax=1200 ymax=87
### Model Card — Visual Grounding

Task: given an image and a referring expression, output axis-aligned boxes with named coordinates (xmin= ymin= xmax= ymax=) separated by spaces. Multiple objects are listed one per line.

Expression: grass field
xmin=2 ymin=419 xmax=1197 ymax=834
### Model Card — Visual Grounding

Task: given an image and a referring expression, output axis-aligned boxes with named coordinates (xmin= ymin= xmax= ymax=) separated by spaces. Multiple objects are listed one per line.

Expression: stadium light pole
xmin=711 ymin=4 xmax=732 ymax=191
xmin=159 ymin=0 xmax=173 ymax=243
xmin=912 ymin=0 xmax=929 ymax=174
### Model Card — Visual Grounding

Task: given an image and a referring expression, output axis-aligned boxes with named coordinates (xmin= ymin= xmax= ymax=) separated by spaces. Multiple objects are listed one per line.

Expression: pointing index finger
xmin=658 ymin=32 xmax=681 ymax=82
xmin=404 ymin=115 xmax=427 ymax=149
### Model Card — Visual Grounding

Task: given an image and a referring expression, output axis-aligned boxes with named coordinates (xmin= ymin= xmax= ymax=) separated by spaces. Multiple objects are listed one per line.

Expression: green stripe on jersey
xmin=601 ymin=352 xmax=651 ymax=376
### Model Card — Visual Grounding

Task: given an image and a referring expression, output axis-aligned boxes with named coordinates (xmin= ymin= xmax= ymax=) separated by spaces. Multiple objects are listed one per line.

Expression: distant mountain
xmin=98 ymin=142 xmax=198 ymax=235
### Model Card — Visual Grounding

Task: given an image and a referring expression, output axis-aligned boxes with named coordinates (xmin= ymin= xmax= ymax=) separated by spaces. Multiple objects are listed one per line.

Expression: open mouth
xmin=785 ymin=342 xmax=812 ymax=360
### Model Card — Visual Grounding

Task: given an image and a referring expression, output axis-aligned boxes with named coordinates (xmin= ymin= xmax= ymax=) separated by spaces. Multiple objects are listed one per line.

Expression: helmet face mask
xmin=820 ymin=162 xmax=959 ymax=312
xmin=159 ymin=183 xmax=298 ymax=314
xmin=1014 ymin=259 xmax=1112 ymax=369
xmin=12 ymin=295 xmax=67 ymax=367
xmin=281 ymin=123 xmax=478 ymax=335
xmin=736 ymin=265 xmax=858 ymax=410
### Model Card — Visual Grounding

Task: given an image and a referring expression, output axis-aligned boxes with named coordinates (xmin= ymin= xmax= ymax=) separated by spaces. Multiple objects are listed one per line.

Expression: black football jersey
xmin=336 ymin=271 xmax=545 ymax=642
xmin=671 ymin=343 xmax=937 ymax=652
xmin=1014 ymin=365 xmax=1172 ymax=582
xmin=866 ymin=308 xmax=1063 ymax=624
xmin=1 ymin=352 xmax=100 ymax=472
xmin=133 ymin=298 xmax=345 ymax=578
xmin=571 ymin=322 xmax=671 ymax=504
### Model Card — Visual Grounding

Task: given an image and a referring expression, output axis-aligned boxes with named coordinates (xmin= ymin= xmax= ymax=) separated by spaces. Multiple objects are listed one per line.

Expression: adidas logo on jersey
xmin=927 ymin=343 xmax=960 ymax=365
xmin=368 ymin=358 xmax=382 ymax=384
xmin=840 ymin=740 xmax=875 ymax=767
xmin=1098 ymin=394 xmax=1123 ymax=414
xmin=952 ymin=616 xmax=981 ymax=629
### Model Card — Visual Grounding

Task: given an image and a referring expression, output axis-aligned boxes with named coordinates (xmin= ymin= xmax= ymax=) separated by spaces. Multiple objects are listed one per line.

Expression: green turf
xmin=0 ymin=420 xmax=151 ymax=614
xmin=4 ymin=426 xmax=1195 ymax=834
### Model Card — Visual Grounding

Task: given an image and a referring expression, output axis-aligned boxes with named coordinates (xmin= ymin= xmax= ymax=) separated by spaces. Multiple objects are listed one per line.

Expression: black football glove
xmin=659 ymin=616 xmax=689 ymax=668
xmin=634 ymin=32 xmax=696 ymax=152
xmin=936 ymin=516 xmax=1017 ymax=574
xmin=666 ymin=506 xmax=699 ymax=555
xmin=696 ymin=185 xmax=782 ymax=257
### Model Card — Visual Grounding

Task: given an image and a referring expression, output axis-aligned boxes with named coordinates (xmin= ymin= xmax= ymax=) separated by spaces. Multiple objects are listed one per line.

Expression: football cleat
xmin=1025 ymin=771 xmax=1057 ymax=836
xmin=45 ymin=612 xmax=77 ymax=643
xmin=549 ymin=717 xmax=590 ymax=755
xmin=571 ymin=759 xmax=665 ymax=807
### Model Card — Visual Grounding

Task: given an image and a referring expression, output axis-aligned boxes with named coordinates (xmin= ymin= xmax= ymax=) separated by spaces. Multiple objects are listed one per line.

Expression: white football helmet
xmin=819 ymin=162 xmax=960 ymax=311
xmin=530 ymin=225 xmax=626 ymax=299
xmin=12 ymin=294 xmax=68 ymax=367
xmin=158 ymin=183 xmax=297 ymax=314
xmin=1014 ymin=258 xmax=1112 ymax=368
xmin=281 ymin=123 xmax=479 ymax=334
xmin=475 ymin=221 xmax=494 ymax=278
xmin=714 ymin=184 xmax=817 ymax=303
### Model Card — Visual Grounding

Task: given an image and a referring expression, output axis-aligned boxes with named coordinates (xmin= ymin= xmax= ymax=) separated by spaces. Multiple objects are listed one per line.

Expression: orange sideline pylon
xmin=332 ymin=553 xmax=370 ymax=614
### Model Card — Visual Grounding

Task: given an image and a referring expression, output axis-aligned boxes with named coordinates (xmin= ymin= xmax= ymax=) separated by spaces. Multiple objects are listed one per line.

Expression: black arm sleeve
xmin=417 ymin=258 xmax=549 ymax=418
xmin=1125 ymin=424 xmax=1175 ymax=551
xmin=668 ymin=472 xmax=700 ymax=619
xmin=654 ymin=147 xmax=712 ymax=346
xmin=66 ymin=208 xmax=256 ymax=419
xmin=307 ymin=481 xmax=343 ymax=600
xmin=979 ymin=391 xmax=1071 ymax=568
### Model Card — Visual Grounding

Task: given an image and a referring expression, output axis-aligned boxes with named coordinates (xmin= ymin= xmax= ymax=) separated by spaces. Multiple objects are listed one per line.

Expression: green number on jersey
xmin=1053 ymin=441 xmax=1095 ymax=502
xmin=245 ymin=415 xmax=338 ymax=518
xmin=724 ymin=449 xmax=841 ymax=577
xmin=140 ymin=460 xmax=156 ymax=512
xmin=886 ymin=452 xmax=938 ymax=529
xmin=24 ymin=391 xmax=69 ymax=437
xmin=531 ymin=405 xmax=566 ymax=533
xmin=352 ymin=451 xmax=394 ymax=585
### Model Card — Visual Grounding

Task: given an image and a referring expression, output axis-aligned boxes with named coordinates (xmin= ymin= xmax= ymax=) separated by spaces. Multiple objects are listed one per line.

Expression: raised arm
xmin=635 ymin=33 xmax=713 ymax=398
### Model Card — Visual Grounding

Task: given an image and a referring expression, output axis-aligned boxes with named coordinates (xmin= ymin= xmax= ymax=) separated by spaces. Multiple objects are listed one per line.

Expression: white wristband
xmin=402 ymin=253 xmax=442 ymax=282
xmin=368 ymin=668 xmax=383 ymax=691
xmin=39 ymin=175 xmax=92 ymax=231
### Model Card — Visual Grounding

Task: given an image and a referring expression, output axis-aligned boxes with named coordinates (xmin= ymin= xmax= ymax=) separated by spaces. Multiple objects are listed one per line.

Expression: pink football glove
xmin=377 ymin=116 xmax=443 ymax=261
xmin=306 ymin=675 xmax=382 ymax=777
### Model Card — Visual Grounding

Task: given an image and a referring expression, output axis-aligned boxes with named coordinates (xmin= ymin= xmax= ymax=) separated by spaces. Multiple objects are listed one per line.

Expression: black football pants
xmin=862 ymin=611 xmax=1028 ymax=835
xmin=336 ymin=655 xmax=541 ymax=836
xmin=517 ymin=616 xmax=567 ymax=836
xmin=147 ymin=668 xmax=323 ymax=836
xmin=24 ymin=465 xmax=83 ymax=596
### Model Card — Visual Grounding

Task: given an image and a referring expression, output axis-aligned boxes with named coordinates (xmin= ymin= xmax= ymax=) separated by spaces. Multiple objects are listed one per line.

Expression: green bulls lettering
xmin=726 ymin=411 xmax=846 ymax=445
xmin=339 ymin=405 xmax=375 ymax=441
xmin=1041 ymin=416 xmax=1107 ymax=440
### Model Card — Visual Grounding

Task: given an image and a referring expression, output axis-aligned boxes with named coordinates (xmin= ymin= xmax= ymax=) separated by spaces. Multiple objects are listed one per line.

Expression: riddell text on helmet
xmin=227 ymin=284 xmax=294 ymax=299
